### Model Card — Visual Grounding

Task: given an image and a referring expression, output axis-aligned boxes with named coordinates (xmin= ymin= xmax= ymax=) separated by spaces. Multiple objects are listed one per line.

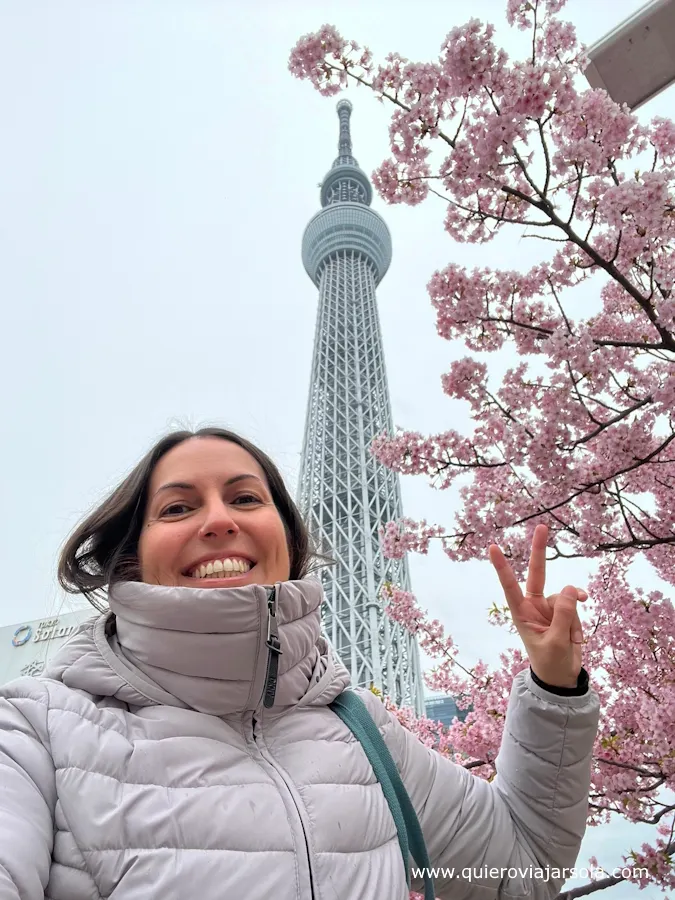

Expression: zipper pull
xmin=263 ymin=587 xmax=282 ymax=709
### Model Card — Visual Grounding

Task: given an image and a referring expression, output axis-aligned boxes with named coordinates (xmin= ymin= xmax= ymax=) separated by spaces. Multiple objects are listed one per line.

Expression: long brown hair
xmin=58 ymin=427 xmax=313 ymax=611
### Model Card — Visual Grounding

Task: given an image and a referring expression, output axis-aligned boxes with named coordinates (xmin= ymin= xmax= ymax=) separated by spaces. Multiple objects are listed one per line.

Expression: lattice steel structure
xmin=298 ymin=100 xmax=424 ymax=714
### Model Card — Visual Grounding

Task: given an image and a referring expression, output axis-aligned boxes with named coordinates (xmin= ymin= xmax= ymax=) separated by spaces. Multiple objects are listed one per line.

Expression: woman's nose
xmin=197 ymin=501 xmax=240 ymax=538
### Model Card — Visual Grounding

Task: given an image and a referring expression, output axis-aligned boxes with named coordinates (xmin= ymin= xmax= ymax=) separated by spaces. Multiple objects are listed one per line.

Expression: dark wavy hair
xmin=58 ymin=427 xmax=314 ymax=611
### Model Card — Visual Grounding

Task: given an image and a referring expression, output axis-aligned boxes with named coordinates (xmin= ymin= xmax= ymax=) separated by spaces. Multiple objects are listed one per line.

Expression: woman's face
xmin=138 ymin=437 xmax=291 ymax=588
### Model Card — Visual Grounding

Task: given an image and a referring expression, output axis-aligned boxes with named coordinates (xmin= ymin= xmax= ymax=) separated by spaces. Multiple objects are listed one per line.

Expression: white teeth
xmin=191 ymin=558 xmax=252 ymax=579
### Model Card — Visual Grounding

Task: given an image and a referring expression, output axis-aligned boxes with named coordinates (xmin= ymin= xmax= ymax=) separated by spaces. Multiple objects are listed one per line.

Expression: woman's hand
xmin=488 ymin=524 xmax=586 ymax=689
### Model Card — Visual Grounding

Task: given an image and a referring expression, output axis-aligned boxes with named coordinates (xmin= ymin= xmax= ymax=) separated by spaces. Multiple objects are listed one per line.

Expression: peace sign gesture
xmin=489 ymin=524 xmax=586 ymax=689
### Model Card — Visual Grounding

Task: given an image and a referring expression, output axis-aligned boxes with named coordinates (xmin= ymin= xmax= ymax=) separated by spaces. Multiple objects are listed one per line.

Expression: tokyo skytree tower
xmin=298 ymin=99 xmax=424 ymax=714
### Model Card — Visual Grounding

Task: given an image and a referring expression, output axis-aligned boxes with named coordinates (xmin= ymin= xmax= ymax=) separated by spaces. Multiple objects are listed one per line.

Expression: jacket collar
xmin=46 ymin=578 xmax=350 ymax=717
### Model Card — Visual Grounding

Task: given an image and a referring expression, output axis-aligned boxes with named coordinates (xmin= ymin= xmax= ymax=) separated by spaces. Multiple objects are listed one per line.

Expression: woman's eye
xmin=160 ymin=503 xmax=192 ymax=517
xmin=234 ymin=494 xmax=261 ymax=505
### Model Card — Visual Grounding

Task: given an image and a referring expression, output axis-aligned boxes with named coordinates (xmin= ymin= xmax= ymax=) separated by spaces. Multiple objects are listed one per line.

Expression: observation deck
xmin=301 ymin=100 xmax=392 ymax=285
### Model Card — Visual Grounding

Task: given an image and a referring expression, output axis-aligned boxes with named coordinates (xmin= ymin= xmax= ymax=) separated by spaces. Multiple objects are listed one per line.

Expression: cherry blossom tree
xmin=290 ymin=0 xmax=675 ymax=895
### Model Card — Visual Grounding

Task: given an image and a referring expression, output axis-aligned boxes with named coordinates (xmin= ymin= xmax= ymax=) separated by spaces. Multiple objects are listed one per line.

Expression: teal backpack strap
xmin=330 ymin=691 xmax=436 ymax=900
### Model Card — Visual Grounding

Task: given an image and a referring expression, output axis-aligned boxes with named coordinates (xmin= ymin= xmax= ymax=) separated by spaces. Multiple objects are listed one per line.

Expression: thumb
xmin=549 ymin=585 xmax=579 ymax=642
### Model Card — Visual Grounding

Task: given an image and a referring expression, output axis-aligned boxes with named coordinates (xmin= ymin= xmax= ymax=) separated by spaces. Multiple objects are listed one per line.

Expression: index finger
xmin=489 ymin=543 xmax=524 ymax=610
xmin=525 ymin=524 xmax=548 ymax=596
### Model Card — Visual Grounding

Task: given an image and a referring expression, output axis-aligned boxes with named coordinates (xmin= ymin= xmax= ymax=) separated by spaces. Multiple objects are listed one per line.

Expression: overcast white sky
xmin=0 ymin=0 xmax=671 ymax=892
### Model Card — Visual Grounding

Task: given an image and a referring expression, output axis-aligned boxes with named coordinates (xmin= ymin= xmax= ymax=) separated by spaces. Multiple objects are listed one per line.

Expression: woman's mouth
xmin=185 ymin=557 xmax=255 ymax=581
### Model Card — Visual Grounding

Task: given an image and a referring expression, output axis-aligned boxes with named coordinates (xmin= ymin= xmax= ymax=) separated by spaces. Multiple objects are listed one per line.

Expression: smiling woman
xmin=57 ymin=426 xmax=310 ymax=611
xmin=137 ymin=438 xmax=292 ymax=590
xmin=0 ymin=426 xmax=600 ymax=900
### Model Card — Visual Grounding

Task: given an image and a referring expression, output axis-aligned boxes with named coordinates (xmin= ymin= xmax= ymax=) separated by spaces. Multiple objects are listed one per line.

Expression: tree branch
xmin=502 ymin=185 xmax=675 ymax=351
xmin=564 ymin=396 xmax=652 ymax=450
xmin=556 ymin=839 xmax=675 ymax=898
xmin=507 ymin=431 xmax=675 ymax=531
xmin=596 ymin=758 xmax=664 ymax=778
xmin=556 ymin=873 xmax=625 ymax=899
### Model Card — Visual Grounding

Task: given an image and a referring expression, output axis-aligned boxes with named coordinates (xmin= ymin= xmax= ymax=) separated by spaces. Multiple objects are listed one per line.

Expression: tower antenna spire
xmin=334 ymin=99 xmax=357 ymax=167
xmin=319 ymin=100 xmax=372 ymax=209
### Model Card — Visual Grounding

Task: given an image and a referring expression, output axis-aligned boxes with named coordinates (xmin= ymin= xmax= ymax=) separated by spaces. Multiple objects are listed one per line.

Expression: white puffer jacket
xmin=0 ymin=579 xmax=599 ymax=900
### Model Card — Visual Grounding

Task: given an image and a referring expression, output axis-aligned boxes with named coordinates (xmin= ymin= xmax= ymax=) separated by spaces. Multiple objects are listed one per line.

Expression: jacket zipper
xmin=255 ymin=588 xmax=317 ymax=897
xmin=250 ymin=716 xmax=317 ymax=899
xmin=262 ymin=586 xmax=282 ymax=708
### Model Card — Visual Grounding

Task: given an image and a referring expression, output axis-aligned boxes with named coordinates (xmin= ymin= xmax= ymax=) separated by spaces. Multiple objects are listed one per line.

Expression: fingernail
xmin=573 ymin=631 xmax=583 ymax=644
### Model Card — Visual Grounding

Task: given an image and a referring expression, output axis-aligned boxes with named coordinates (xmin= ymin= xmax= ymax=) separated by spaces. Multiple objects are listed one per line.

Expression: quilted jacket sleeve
xmin=362 ymin=667 xmax=599 ymax=900
xmin=0 ymin=679 xmax=56 ymax=900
